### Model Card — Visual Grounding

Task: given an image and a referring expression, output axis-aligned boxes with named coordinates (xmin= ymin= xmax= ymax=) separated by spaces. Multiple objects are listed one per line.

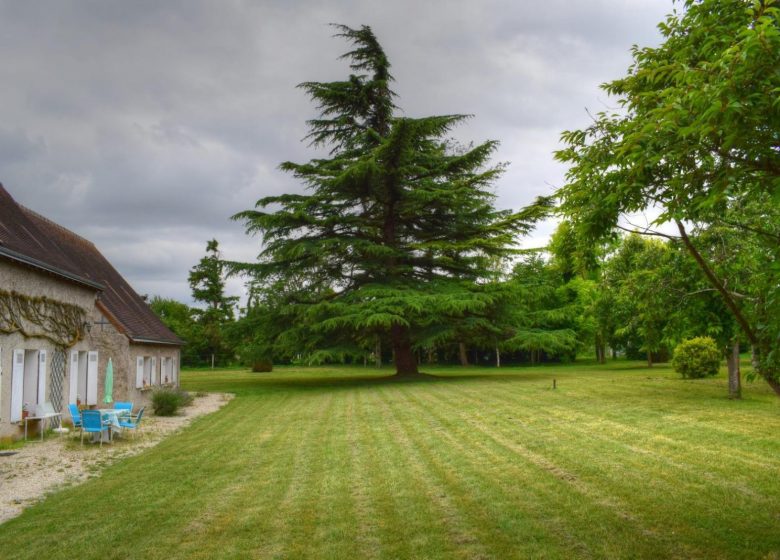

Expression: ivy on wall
xmin=0 ymin=289 xmax=86 ymax=347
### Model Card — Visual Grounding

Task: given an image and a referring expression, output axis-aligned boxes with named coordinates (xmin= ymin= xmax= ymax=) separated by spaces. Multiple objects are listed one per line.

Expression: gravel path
xmin=0 ymin=392 xmax=233 ymax=524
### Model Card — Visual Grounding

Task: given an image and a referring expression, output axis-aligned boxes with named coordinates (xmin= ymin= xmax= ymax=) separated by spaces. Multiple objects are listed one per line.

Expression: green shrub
xmin=151 ymin=388 xmax=193 ymax=416
xmin=672 ymin=337 xmax=721 ymax=379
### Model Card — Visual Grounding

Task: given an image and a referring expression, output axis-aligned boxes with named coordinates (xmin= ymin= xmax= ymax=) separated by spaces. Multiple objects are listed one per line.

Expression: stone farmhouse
xmin=0 ymin=183 xmax=183 ymax=438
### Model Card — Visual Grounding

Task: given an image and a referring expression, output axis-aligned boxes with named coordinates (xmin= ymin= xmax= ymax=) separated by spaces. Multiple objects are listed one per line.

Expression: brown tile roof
xmin=0 ymin=183 xmax=183 ymax=346
xmin=0 ymin=184 xmax=102 ymax=289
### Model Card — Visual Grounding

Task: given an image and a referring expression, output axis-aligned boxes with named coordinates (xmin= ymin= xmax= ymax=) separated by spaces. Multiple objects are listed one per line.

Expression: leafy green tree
xmin=229 ymin=304 xmax=281 ymax=369
xmin=615 ymin=237 xmax=674 ymax=366
xmin=548 ymin=220 xmax=618 ymax=362
xmin=555 ymin=0 xmax=780 ymax=394
xmin=148 ymin=296 xmax=203 ymax=366
xmin=500 ymin=255 xmax=580 ymax=363
xmin=149 ymin=296 xmax=194 ymax=335
xmin=547 ymin=220 xmax=603 ymax=282
xmin=661 ymin=245 xmax=744 ymax=397
xmin=188 ymin=239 xmax=238 ymax=365
xmin=665 ymin=199 xmax=778 ymax=397
xmin=233 ymin=25 xmax=544 ymax=375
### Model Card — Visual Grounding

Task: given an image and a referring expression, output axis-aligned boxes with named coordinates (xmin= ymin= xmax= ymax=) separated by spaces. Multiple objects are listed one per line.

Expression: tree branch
xmin=616 ymin=222 xmax=680 ymax=240
xmin=714 ymin=217 xmax=780 ymax=243
xmin=715 ymin=147 xmax=780 ymax=177
xmin=684 ymin=287 xmax=752 ymax=300
xmin=675 ymin=220 xmax=757 ymax=344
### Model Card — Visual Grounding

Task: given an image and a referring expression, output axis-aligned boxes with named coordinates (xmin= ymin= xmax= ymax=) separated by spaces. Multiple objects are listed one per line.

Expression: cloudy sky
xmin=0 ymin=0 xmax=672 ymax=305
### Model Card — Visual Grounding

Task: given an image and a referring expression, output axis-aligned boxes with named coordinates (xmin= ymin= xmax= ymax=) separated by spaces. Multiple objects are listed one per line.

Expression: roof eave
xmin=0 ymin=246 xmax=104 ymax=290
xmin=129 ymin=337 xmax=185 ymax=346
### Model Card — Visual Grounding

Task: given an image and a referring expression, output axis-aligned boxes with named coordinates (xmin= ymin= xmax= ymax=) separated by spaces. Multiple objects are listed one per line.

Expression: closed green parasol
xmin=103 ymin=358 xmax=114 ymax=404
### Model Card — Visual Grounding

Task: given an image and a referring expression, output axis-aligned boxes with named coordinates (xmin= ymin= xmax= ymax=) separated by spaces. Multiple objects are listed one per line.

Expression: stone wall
xmin=0 ymin=260 xmax=96 ymax=309
xmin=0 ymin=261 xmax=97 ymax=438
xmin=0 ymin=261 xmax=182 ymax=439
xmin=126 ymin=343 xmax=182 ymax=409
xmin=85 ymin=311 xmax=181 ymax=410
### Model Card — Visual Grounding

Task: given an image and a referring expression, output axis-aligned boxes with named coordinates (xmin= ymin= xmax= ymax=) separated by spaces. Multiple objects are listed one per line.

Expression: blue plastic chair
xmin=115 ymin=402 xmax=133 ymax=422
xmin=68 ymin=404 xmax=82 ymax=434
xmin=80 ymin=409 xmax=110 ymax=446
xmin=119 ymin=407 xmax=145 ymax=439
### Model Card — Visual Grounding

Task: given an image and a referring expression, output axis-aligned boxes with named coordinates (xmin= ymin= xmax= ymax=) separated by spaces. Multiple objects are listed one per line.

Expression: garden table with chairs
xmin=80 ymin=409 xmax=127 ymax=444
xmin=73 ymin=402 xmax=141 ymax=445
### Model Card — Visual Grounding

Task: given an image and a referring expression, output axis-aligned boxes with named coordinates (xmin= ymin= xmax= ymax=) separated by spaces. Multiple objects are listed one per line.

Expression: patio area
xmin=0 ymin=392 xmax=232 ymax=524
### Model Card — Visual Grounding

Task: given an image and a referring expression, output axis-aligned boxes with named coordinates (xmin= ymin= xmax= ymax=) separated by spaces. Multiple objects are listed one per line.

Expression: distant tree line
xmin=152 ymin=226 xmax=757 ymax=382
xmin=150 ymin=239 xmax=237 ymax=368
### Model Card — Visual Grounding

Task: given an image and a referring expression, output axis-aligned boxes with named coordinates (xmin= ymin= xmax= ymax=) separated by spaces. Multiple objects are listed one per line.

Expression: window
xmin=136 ymin=355 xmax=157 ymax=387
xmin=69 ymin=350 xmax=98 ymax=405
xmin=144 ymin=357 xmax=152 ymax=386
xmin=161 ymin=357 xmax=172 ymax=384
xmin=10 ymin=348 xmax=47 ymax=421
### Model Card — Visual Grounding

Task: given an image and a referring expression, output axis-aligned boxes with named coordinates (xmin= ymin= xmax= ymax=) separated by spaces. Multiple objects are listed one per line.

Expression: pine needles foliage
xmin=233 ymin=25 xmax=548 ymax=375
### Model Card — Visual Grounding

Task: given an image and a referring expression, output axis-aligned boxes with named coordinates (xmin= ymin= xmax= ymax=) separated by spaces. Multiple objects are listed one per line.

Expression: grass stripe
xmin=1 ymin=362 xmax=777 ymax=559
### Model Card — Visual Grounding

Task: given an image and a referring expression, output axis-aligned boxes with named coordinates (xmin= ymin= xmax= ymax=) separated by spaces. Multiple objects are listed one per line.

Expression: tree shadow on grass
xmin=187 ymin=362 xmax=659 ymax=395
xmin=230 ymin=369 xmax=559 ymax=395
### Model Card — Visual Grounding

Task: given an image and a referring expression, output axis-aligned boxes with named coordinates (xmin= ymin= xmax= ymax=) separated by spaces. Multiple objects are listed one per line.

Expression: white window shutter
xmin=151 ymin=357 xmax=157 ymax=385
xmin=136 ymin=357 xmax=144 ymax=388
xmin=37 ymin=350 xmax=47 ymax=405
xmin=10 ymin=349 xmax=24 ymax=422
xmin=173 ymin=357 xmax=178 ymax=384
xmin=86 ymin=351 xmax=98 ymax=405
xmin=69 ymin=351 xmax=79 ymax=403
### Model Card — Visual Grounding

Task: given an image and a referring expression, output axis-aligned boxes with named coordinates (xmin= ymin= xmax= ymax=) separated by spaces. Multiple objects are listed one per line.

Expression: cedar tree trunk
xmin=392 ymin=324 xmax=419 ymax=376
xmin=458 ymin=342 xmax=469 ymax=367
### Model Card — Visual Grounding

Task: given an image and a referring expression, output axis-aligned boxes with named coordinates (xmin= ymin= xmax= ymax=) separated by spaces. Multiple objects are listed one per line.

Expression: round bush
xmin=671 ymin=337 xmax=721 ymax=379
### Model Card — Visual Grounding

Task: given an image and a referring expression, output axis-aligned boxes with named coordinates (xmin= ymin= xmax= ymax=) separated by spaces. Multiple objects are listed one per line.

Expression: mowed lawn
xmin=1 ymin=362 xmax=779 ymax=559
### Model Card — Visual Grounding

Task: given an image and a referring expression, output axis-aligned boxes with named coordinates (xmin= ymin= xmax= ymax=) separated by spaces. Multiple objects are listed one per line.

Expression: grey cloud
xmin=0 ymin=127 xmax=46 ymax=167
xmin=0 ymin=0 xmax=675 ymax=304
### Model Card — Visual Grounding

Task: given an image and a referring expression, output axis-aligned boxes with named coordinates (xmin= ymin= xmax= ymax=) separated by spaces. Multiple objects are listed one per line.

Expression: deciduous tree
xmin=555 ymin=0 xmax=780 ymax=394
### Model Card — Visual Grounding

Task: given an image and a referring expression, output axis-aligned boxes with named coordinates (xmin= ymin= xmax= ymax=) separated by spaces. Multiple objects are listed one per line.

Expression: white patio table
xmin=95 ymin=408 xmax=132 ymax=442
xmin=24 ymin=411 xmax=62 ymax=441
